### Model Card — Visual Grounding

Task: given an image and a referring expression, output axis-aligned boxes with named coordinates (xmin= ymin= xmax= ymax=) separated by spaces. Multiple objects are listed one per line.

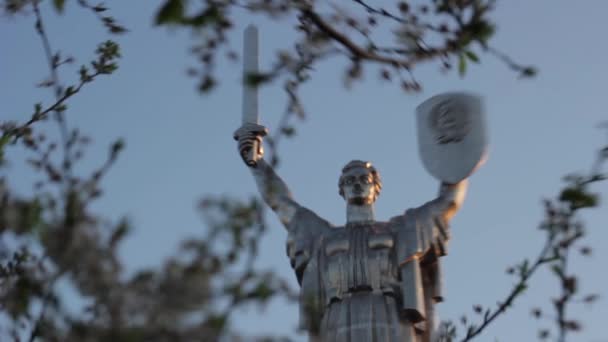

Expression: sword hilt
xmin=234 ymin=123 xmax=268 ymax=167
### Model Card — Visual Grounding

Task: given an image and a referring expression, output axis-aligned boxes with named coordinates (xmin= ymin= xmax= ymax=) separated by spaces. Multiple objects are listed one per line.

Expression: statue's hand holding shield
xmin=416 ymin=92 xmax=488 ymax=184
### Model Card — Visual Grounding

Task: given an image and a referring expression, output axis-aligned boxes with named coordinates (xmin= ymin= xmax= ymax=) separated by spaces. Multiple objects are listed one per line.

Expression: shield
xmin=416 ymin=92 xmax=488 ymax=183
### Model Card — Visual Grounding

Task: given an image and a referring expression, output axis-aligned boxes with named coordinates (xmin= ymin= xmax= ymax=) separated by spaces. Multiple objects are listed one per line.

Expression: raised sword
xmin=233 ymin=25 xmax=268 ymax=167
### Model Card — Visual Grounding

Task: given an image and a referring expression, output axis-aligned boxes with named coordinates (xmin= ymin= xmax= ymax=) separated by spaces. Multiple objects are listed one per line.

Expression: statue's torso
xmin=287 ymin=206 xmax=440 ymax=342
xmin=321 ymin=222 xmax=400 ymax=303
xmin=314 ymin=222 xmax=415 ymax=342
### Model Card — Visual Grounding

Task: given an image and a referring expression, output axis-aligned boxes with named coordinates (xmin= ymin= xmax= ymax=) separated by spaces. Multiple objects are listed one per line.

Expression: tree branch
xmin=300 ymin=7 xmax=414 ymax=68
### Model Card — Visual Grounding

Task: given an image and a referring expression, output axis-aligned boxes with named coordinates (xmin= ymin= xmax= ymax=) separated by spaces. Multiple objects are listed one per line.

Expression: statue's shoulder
xmin=289 ymin=206 xmax=332 ymax=230
xmin=396 ymin=205 xmax=436 ymax=223
xmin=286 ymin=206 xmax=333 ymax=247
xmin=386 ymin=207 xmax=429 ymax=233
xmin=312 ymin=226 xmax=342 ymax=251
xmin=387 ymin=210 xmax=412 ymax=230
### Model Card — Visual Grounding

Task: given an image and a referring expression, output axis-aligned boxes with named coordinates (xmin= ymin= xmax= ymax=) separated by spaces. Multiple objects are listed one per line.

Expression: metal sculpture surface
xmin=416 ymin=93 xmax=487 ymax=184
xmin=235 ymin=26 xmax=487 ymax=342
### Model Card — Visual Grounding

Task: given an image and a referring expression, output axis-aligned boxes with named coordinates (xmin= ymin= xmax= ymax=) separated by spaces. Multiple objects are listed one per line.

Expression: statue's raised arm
xmin=233 ymin=25 xmax=302 ymax=228
xmin=395 ymin=93 xmax=487 ymax=335
xmin=235 ymin=128 xmax=299 ymax=227
xmin=411 ymin=92 xmax=486 ymax=256
xmin=429 ymin=180 xmax=468 ymax=223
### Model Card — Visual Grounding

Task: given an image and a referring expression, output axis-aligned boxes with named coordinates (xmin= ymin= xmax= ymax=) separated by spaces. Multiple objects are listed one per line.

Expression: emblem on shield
xmin=416 ymin=92 xmax=488 ymax=183
xmin=428 ymin=98 xmax=471 ymax=144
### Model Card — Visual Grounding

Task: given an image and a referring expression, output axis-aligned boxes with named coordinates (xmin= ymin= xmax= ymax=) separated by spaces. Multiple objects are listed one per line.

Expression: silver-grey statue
xmin=235 ymin=25 xmax=487 ymax=342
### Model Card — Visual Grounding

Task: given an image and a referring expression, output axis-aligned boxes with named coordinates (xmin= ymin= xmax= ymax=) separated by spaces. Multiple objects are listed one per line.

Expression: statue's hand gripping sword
xmin=234 ymin=25 xmax=268 ymax=167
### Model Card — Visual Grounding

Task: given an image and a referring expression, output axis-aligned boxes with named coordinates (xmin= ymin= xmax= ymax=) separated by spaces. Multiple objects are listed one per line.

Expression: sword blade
xmin=242 ymin=25 xmax=259 ymax=125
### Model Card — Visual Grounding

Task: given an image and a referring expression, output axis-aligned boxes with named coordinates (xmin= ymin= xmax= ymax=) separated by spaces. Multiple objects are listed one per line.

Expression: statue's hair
xmin=338 ymin=160 xmax=382 ymax=199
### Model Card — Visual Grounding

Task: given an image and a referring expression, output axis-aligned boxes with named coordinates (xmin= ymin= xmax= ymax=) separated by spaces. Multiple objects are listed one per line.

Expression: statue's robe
xmin=286 ymin=201 xmax=450 ymax=342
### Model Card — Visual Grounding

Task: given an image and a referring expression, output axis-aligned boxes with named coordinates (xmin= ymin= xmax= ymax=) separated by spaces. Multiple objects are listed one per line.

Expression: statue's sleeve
xmin=285 ymin=206 xmax=330 ymax=335
xmin=298 ymin=243 xmax=324 ymax=335
xmin=285 ymin=206 xmax=331 ymax=284
xmin=408 ymin=202 xmax=450 ymax=257
xmin=393 ymin=205 xmax=449 ymax=323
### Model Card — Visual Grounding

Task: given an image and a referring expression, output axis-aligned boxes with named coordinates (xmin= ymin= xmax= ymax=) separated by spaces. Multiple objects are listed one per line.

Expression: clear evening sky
xmin=2 ymin=1 xmax=607 ymax=341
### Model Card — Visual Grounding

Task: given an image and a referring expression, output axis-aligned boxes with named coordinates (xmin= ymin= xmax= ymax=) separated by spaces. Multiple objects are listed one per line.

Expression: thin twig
xmin=5 ymin=70 xmax=102 ymax=140
xmin=351 ymin=0 xmax=447 ymax=33
xmin=352 ymin=0 xmax=407 ymax=24
xmin=32 ymin=0 xmax=74 ymax=188
xmin=301 ymin=8 xmax=412 ymax=67
xmin=460 ymin=234 xmax=556 ymax=341
xmin=486 ymin=46 xmax=535 ymax=75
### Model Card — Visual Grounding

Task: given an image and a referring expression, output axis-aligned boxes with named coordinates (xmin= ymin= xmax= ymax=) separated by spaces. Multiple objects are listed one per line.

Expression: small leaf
xmin=518 ymin=259 xmax=529 ymax=276
xmin=520 ymin=67 xmax=538 ymax=78
xmin=551 ymin=265 xmax=564 ymax=279
xmin=563 ymin=276 xmax=577 ymax=294
xmin=582 ymin=294 xmax=599 ymax=303
xmin=205 ymin=314 xmax=227 ymax=332
xmin=458 ymin=54 xmax=467 ymax=77
xmin=465 ymin=50 xmax=479 ymax=63
xmin=110 ymin=138 xmax=125 ymax=158
xmin=53 ymin=0 xmax=66 ymax=13
xmin=0 ymin=134 xmax=11 ymax=149
xmin=249 ymin=282 xmax=275 ymax=301
xmin=110 ymin=219 xmax=130 ymax=248
xmin=514 ymin=283 xmax=527 ymax=295
xmin=155 ymin=0 xmax=184 ymax=25
xmin=199 ymin=76 xmax=216 ymax=92
xmin=600 ymin=146 xmax=608 ymax=159
xmin=281 ymin=126 xmax=296 ymax=137
xmin=563 ymin=320 xmax=581 ymax=331
xmin=559 ymin=187 xmax=598 ymax=209
xmin=579 ymin=246 xmax=592 ymax=256
xmin=93 ymin=5 xmax=108 ymax=12
xmin=244 ymin=72 xmax=272 ymax=87
xmin=186 ymin=6 xmax=223 ymax=27
xmin=108 ymin=24 xmax=128 ymax=34
xmin=64 ymin=86 xmax=75 ymax=96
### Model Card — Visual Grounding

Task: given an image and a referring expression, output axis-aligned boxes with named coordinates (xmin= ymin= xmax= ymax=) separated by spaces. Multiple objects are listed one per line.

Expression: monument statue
xmin=235 ymin=26 xmax=487 ymax=342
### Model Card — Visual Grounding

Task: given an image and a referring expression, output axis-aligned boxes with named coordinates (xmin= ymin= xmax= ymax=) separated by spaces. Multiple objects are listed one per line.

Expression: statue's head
xmin=338 ymin=160 xmax=382 ymax=205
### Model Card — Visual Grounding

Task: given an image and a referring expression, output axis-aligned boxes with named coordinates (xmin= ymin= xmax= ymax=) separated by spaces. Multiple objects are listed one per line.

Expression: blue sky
xmin=2 ymin=1 xmax=608 ymax=341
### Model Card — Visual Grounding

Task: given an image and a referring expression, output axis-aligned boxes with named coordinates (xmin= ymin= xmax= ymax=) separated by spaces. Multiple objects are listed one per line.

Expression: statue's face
xmin=340 ymin=167 xmax=377 ymax=205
